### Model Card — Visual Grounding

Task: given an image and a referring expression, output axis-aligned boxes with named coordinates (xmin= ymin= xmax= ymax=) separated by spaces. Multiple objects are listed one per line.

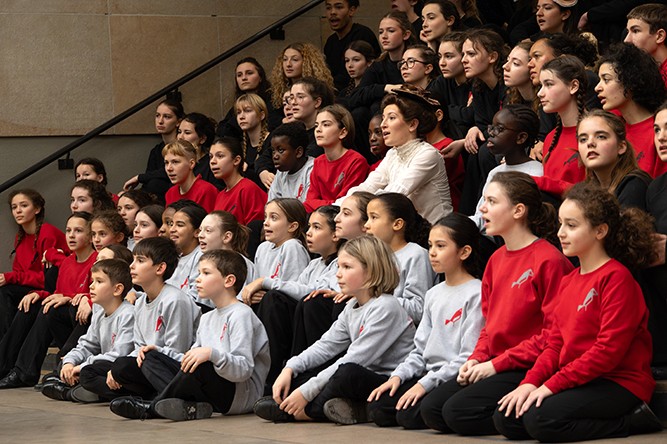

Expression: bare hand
xmin=75 ymin=298 xmax=92 ymax=324
xmin=464 ymin=127 xmax=485 ymax=154
xmin=368 ymin=376 xmax=401 ymax=402
xmin=42 ymin=294 xmax=70 ymax=314
xmin=467 ymin=360 xmax=496 ymax=384
xmin=396 ymin=383 xmax=427 ymax=410
xmin=0 ymin=274 xmax=6 ymax=287
xmin=106 ymin=370 xmax=122 ymax=390
xmin=280 ymin=388 xmax=308 ymax=417
xmin=123 ymin=175 xmax=139 ymax=191
xmin=304 ymin=289 xmax=337 ymax=301
xmin=259 ymin=171 xmax=275 ymax=189
xmin=125 ymin=291 xmax=138 ymax=304
xmin=456 ymin=359 xmax=479 ymax=386
xmin=531 ymin=141 xmax=544 ymax=162
xmin=333 ymin=293 xmax=353 ymax=304
xmin=519 ymin=385 xmax=553 ymax=415
xmin=19 ymin=292 xmax=40 ymax=312
xmin=272 ymin=368 xmax=293 ymax=404
xmin=577 ymin=12 xmax=589 ymax=31
xmin=650 ymin=233 xmax=666 ymax=267
xmin=439 ymin=140 xmax=465 ymax=159
xmin=498 ymin=383 xmax=537 ymax=418
xmin=181 ymin=347 xmax=212 ymax=373
xmin=241 ymin=278 xmax=264 ymax=305
xmin=61 ymin=363 xmax=81 ymax=386
xmin=137 ymin=344 xmax=157 ymax=367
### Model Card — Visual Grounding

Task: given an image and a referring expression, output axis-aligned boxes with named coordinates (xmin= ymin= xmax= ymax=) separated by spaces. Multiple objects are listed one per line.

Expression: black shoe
xmin=41 ymin=381 xmax=73 ymax=401
xmin=652 ymin=366 xmax=667 ymax=381
xmin=0 ymin=370 xmax=28 ymax=389
xmin=323 ymin=398 xmax=370 ymax=425
xmin=154 ymin=398 xmax=213 ymax=421
xmin=109 ymin=396 xmax=156 ymax=420
xmin=629 ymin=402 xmax=663 ymax=435
xmin=253 ymin=396 xmax=295 ymax=422
xmin=70 ymin=385 xmax=100 ymax=403
xmin=34 ymin=372 xmax=59 ymax=391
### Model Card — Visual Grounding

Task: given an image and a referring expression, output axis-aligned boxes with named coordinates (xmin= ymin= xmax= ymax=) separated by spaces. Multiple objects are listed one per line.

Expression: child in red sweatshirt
xmin=495 ymin=182 xmax=661 ymax=442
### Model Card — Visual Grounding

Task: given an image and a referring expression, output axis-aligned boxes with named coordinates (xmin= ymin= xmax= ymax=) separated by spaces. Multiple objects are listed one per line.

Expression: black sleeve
xmin=587 ymin=0 xmax=647 ymax=23
xmin=254 ymin=133 xmax=276 ymax=176
xmin=616 ymin=174 xmax=651 ymax=211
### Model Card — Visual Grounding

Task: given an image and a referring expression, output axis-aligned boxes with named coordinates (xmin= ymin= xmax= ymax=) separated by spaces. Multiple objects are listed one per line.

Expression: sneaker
xmin=41 ymin=381 xmax=73 ymax=401
xmin=70 ymin=385 xmax=100 ymax=403
xmin=35 ymin=372 xmax=59 ymax=391
xmin=154 ymin=398 xmax=213 ymax=421
xmin=323 ymin=398 xmax=370 ymax=425
xmin=109 ymin=396 xmax=156 ymax=420
xmin=629 ymin=402 xmax=663 ymax=435
xmin=253 ymin=396 xmax=295 ymax=422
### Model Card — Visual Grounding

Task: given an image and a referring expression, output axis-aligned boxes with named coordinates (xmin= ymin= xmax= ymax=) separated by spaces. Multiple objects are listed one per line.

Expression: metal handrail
xmin=0 ymin=0 xmax=324 ymax=193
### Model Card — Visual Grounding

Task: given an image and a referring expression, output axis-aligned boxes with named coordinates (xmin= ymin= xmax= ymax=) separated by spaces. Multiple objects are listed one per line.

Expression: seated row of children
xmin=0 ymin=161 xmax=664 ymax=441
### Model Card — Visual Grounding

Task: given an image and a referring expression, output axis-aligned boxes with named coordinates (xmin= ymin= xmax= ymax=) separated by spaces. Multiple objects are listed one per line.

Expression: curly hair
xmin=269 ymin=42 xmax=334 ymax=109
xmin=564 ymin=182 xmax=656 ymax=270
xmin=92 ymin=210 xmax=130 ymax=246
xmin=72 ymin=180 xmax=115 ymax=212
xmin=578 ymin=110 xmax=652 ymax=194
xmin=533 ymin=32 xmax=599 ymax=67
xmin=598 ymin=43 xmax=667 ymax=114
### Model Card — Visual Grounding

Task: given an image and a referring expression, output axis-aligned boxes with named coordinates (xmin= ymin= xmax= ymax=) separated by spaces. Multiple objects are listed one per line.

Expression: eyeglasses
xmin=285 ymin=94 xmax=309 ymax=105
xmin=487 ymin=124 xmax=521 ymax=136
xmin=397 ymin=58 xmax=427 ymax=70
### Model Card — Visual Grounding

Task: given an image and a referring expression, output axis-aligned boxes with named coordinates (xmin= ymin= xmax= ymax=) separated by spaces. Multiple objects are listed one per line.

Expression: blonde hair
xmin=236 ymin=93 xmax=270 ymax=157
xmin=269 ymin=42 xmax=334 ymax=109
xmin=161 ymin=139 xmax=197 ymax=160
xmin=340 ymin=235 xmax=399 ymax=298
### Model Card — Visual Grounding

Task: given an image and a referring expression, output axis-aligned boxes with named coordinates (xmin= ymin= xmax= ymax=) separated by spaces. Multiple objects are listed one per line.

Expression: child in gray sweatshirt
xmin=254 ymin=236 xmax=415 ymax=423
xmin=42 ymin=259 xmax=135 ymax=403
xmin=367 ymin=214 xmax=484 ymax=429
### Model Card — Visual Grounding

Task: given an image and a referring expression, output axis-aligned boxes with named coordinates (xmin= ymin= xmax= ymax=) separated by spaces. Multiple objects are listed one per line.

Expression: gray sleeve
xmin=154 ymin=298 xmax=199 ymax=360
xmin=419 ymin=288 xmax=484 ymax=391
xmin=263 ymin=259 xmax=319 ymax=300
xmin=277 ymin=241 xmax=310 ymax=282
xmin=396 ymin=250 xmax=433 ymax=323
xmin=391 ymin=300 xmax=431 ymax=383
xmin=209 ymin=311 xmax=267 ymax=382
xmin=62 ymin=311 xmax=103 ymax=366
xmin=82 ymin=309 xmax=135 ymax=367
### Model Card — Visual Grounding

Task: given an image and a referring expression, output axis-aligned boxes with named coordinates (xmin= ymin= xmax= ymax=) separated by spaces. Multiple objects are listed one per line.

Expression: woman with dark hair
xmin=596 ymin=42 xmax=667 ymax=177
xmin=177 ymin=112 xmax=223 ymax=189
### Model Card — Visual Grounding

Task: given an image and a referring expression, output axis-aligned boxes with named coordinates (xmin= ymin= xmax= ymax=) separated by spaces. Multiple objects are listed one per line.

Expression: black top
xmin=215 ymin=91 xmax=282 ymax=140
xmin=347 ymin=57 xmax=403 ymax=110
xmin=615 ymin=171 xmax=652 ymax=211
xmin=471 ymin=80 xmax=505 ymax=139
xmin=138 ymin=141 xmax=171 ymax=201
xmin=428 ymin=76 xmax=474 ymax=140
xmin=647 ymin=172 xmax=667 ymax=235
xmin=324 ymin=23 xmax=381 ymax=92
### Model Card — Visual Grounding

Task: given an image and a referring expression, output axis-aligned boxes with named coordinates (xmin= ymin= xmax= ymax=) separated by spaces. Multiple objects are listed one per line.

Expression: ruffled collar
xmin=393 ymin=139 xmax=423 ymax=162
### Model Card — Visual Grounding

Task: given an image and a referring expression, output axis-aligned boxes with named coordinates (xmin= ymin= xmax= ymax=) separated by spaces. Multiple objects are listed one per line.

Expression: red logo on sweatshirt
xmin=335 ymin=172 xmax=345 ymax=188
xmin=271 ymin=262 xmax=281 ymax=279
xmin=359 ymin=325 xmax=364 ymax=335
xmin=297 ymin=184 xmax=304 ymax=199
xmin=577 ymin=288 xmax=598 ymax=312
xmin=180 ymin=277 xmax=188 ymax=289
xmin=111 ymin=333 xmax=117 ymax=346
xmin=155 ymin=316 xmax=164 ymax=332
xmin=445 ymin=308 xmax=463 ymax=325
xmin=220 ymin=323 xmax=228 ymax=341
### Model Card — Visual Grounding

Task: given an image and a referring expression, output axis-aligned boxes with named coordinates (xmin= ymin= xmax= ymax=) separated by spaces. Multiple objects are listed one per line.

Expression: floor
xmin=1 ymin=388 xmax=666 ymax=443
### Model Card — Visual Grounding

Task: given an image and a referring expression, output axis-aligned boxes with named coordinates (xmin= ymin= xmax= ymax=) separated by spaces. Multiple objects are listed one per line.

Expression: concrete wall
xmin=0 ymin=0 xmax=388 ymax=271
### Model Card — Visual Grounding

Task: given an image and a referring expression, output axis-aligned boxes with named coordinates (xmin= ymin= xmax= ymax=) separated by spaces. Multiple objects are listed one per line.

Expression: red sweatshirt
xmin=214 ymin=177 xmax=267 ymax=225
xmin=470 ymin=239 xmax=574 ymax=372
xmin=4 ymin=223 xmax=68 ymax=289
xmin=35 ymin=250 xmax=98 ymax=299
xmin=522 ymin=259 xmax=654 ymax=403
xmin=432 ymin=138 xmax=464 ymax=212
xmin=165 ymin=175 xmax=217 ymax=212
xmin=626 ymin=116 xmax=667 ymax=178
xmin=534 ymin=126 xmax=585 ymax=197
xmin=304 ymin=149 xmax=369 ymax=212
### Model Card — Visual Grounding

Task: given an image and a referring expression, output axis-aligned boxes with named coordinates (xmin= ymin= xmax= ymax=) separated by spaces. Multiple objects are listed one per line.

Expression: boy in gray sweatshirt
xmin=42 ymin=259 xmax=135 ymax=403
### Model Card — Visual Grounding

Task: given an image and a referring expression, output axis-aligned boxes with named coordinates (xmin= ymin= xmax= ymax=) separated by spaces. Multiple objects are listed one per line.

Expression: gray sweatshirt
xmin=191 ymin=302 xmax=270 ymax=414
xmin=393 ymin=242 xmax=437 ymax=324
xmin=166 ymin=246 xmax=204 ymax=305
xmin=254 ymin=238 xmax=310 ymax=282
xmin=268 ymin=156 xmax=315 ymax=203
xmin=285 ymin=294 xmax=416 ymax=401
xmin=62 ymin=301 xmax=135 ymax=368
xmin=392 ymin=279 xmax=483 ymax=392
xmin=262 ymin=257 xmax=340 ymax=301
xmin=130 ymin=283 xmax=201 ymax=360
xmin=235 ymin=255 xmax=258 ymax=301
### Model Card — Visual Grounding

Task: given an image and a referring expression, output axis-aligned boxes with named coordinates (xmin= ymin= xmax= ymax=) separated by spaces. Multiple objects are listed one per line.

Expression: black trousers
xmin=368 ymin=377 xmax=428 ymax=429
xmin=0 ymin=301 xmax=40 ymax=378
xmin=459 ymin=143 xmax=498 ymax=216
xmin=0 ymin=284 xmax=36 ymax=340
xmin=80 ymin=360 xmax=134 ymax=400
xmin=291 ymin=295 xmax=345 ymax=356
xmin=420 ymin=370 xmax=526 ymax=434
xmin=302 ymin=362 xmax=387 ymax=421
xmin=255 ymin=290 xmax=299 ymax=385
xmin=156 ymin=361 xmax=236 ymax=414
xmin=493 ymin=378 xmax=641 ymax=442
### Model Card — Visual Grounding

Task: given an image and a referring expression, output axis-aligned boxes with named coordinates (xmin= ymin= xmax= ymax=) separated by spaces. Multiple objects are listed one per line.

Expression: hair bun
xmin=391 ymin=84 xmax=441 ymax=108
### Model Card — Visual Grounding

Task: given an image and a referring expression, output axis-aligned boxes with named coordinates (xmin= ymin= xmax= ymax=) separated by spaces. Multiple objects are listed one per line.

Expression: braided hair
xmin=502 ymin=104 xmax=540 ymax=155
xmin=236 ymin=93 xmax=269 ymax=158
xmin=8 ymin=189 xmax=45 ymax=265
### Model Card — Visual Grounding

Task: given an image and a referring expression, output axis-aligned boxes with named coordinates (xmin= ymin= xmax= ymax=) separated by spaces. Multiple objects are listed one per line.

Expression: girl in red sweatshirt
xmin=420 ymin=171 xmax=573 ymax=434
xmin=0 ymin=190 xmax=67 ymax=340
xmin=495 ymin=182 xmax=661 ymax=442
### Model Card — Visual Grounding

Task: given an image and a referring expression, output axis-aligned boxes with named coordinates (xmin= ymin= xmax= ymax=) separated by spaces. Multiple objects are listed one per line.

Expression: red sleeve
xmin=339 ymin=155 xmax=370 ymax=198
xmin=240 ymin=185 xmax=267 ymax=225
xmin=4 ymin=225 xmax=67 ymax=288
xmin=522 ymin=324 xmax=564 ymax=387
xmin=533 ymin=175 xmax=574 ymax=198
xmin=200 ymin=187 xmax=217 ymax=213
xmin=491 ymin=252 xmax=573 ymax=372
xmin=304 ymin=165 xmax=325 ymax=213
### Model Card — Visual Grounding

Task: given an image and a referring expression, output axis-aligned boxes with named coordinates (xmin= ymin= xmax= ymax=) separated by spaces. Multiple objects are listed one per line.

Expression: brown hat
xmin=553 ymin=0 xmax=578 ymax=7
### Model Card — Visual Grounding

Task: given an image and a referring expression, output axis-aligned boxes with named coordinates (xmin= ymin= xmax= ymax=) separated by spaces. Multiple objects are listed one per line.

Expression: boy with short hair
xmin=625 ymin=3 xmax=667 ymax=85
xmin=87 ymin=237 xmax=200 ymax=402
xmin=323 ymin=0 xmax=381 ymax=91
xmin=268 ymin=122 xmax=315 ymax=203
xmin=112 ymin=250 xmax=270 ymax=421
xmin=42 ymin=259 xmax=135 ymax=403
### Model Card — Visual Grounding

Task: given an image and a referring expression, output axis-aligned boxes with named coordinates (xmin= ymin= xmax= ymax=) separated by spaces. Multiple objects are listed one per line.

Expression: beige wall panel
xmin=108 ymin=0 xmax=222 ymax=16
xmin=0 ymin=14 xmax=113 ymax=136
xmin=218 ymin=0 xmax=322 ymax=18
xmin=0 ymin=0 xmax=107 ymax=14
xmin=109 ymin=15 xmax=222 ymax=134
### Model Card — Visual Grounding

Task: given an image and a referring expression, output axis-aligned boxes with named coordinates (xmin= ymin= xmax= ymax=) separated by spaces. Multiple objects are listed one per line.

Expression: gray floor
xmin=0 ymin=387 xmax=665 ymax=443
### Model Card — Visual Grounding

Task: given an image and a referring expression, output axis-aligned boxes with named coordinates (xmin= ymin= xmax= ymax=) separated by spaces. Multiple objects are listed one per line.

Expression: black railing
xmin=0 ymin=0 xmax=324 ymax=194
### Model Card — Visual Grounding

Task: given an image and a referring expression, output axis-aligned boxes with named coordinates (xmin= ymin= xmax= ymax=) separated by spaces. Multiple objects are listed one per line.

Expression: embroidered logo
xmin=110 ymin=333 xmax=117 ymax=346
xmin=271 ymin=262 xmax=281 ymax=279
xmin=296 ymin=184 xmax=304 ymax=199
xmin=155 ymin=315 xmax=164 ymax=332
xmin=577 ymin=288 xmax=598 ymax=312
xmin=563 ymin=152 xmax=579 ymax=166
xmin=180 ymin=277 xmax=188 ymax=289
xmin=445 ymin=308 xmax=463 ymax=325
xmin=334 ymin=172 xmax=345 ymax=188
xmin=359 ymin=325 xmax=364 ymax=335
xmin=229 ymin=204 xmax=237 ymax=213
xmin=511 ymin=269 xmax=534 ymax=288
xmin=220 ymin=323 xmax=228 ymax=341
xmin=637 ymin=151 xmax=645 ymax=163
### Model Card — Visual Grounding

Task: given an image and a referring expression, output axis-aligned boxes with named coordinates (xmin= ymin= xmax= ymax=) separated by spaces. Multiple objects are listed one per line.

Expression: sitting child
xmin=268 ymin=122 xmax=315 ymax=203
